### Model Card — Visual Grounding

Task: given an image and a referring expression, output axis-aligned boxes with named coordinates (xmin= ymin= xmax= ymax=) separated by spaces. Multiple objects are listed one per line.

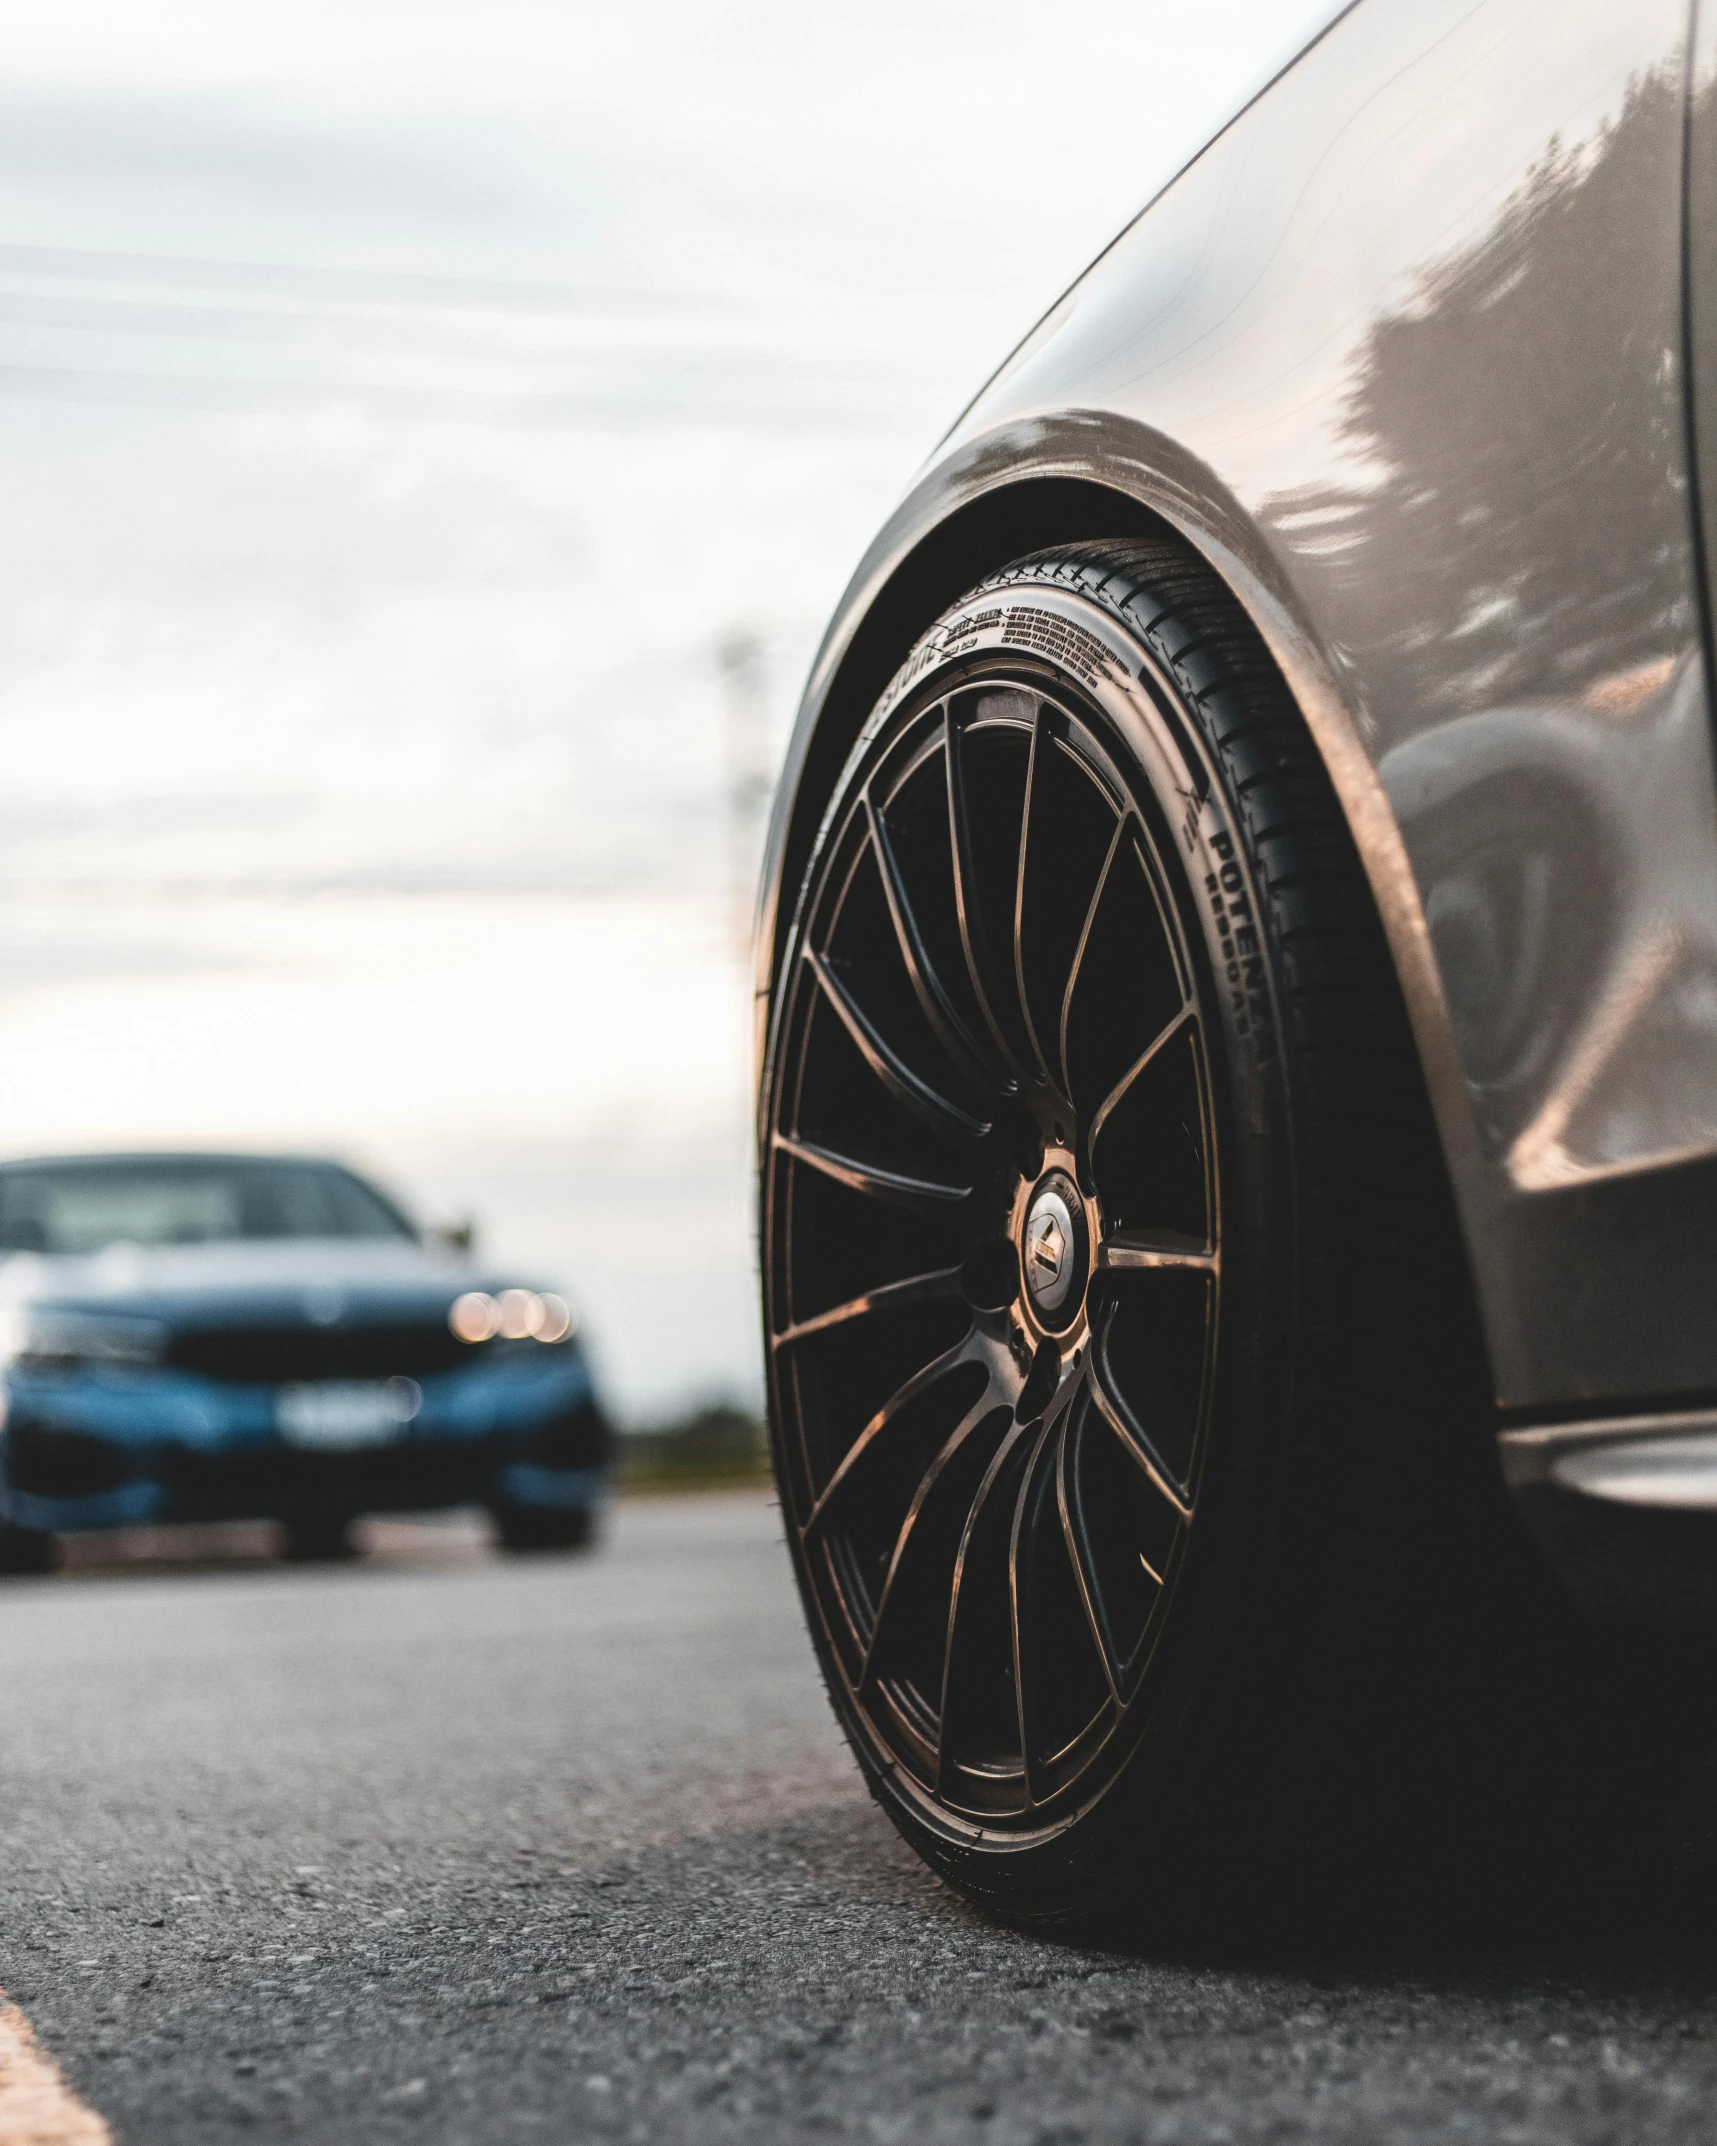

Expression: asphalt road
xmin=1 ymin=1491 xmax=1716 ymax=2143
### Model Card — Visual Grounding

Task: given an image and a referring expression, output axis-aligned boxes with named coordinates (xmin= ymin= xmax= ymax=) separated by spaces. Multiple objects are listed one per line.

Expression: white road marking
xmin=0 ymin=1998 xmax=109 ymax=2145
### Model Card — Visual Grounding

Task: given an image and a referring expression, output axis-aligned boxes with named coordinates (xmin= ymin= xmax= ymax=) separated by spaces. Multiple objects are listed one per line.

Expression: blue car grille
xmin=166 ymin=1321 xmax=474 ymax=1384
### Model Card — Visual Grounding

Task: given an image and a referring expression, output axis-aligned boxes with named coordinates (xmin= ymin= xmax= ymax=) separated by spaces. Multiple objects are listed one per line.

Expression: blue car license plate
xmin=277 ymin=1381 xmax=411 ymax=1450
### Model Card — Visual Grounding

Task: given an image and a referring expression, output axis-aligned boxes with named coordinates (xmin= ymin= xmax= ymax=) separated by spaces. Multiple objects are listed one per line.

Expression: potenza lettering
xmin=1205 ymin=831 xmax=1269 ymax=1048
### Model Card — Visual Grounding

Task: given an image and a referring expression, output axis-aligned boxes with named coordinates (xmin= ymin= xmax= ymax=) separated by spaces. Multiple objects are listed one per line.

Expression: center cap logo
xmin=1023 ymin=1181 xmax=1080 ymax=1315
xmin=1028 ymin=1210 xmax=1066 ymax=1285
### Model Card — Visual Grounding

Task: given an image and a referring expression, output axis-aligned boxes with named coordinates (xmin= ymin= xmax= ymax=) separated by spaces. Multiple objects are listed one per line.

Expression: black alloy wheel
xmin=768 ymin=618 xmax=1220 ymax=1826
xmin=761 ymin=541 xmax=1501 ymax=1925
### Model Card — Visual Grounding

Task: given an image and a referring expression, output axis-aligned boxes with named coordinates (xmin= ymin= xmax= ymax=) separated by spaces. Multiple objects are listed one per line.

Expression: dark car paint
xmin=758 ymin=0 xmax=1716 ymax=1420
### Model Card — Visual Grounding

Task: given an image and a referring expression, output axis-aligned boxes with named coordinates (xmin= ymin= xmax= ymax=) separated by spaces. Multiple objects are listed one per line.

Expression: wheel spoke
xmin=863 ymin=795 xmax=1000 ymax=1099
xmin=805 ymin=948 xmax=991 ymax=1147
xmin=1055 ymin=1382 xmax=1125 ymax=1703
xmin=1057 ymin=813 xmax=1128 ymax=1099
xmin=861 ymin=1386 xmax=1006 ymax=1686
xmin=1012 ymin=699 xmax=1060 ymax=1094
xmin=944 ymin=705 xmax=1032 ymax=1087
xmin=1087 ymin=1314 xmax=1196 ymax=1520
xmin=934 ymin=1415 xmax=1037 ymax=1793
xmin=1008 ymin=1419 xmax=1063 ymax=1803
xmin=774 ymin=1264 xmax=967 ymax=1350
xmin=804 ymin=1324 xmax=992 ymax=1537
xmin=772 ymin=1132 xmax=973 ymax=1217
xmin=1087 ymin=1002 xmax=1197 ymax=1158
xmin=1096 ymin=1231 xmax=1217 ymax=1275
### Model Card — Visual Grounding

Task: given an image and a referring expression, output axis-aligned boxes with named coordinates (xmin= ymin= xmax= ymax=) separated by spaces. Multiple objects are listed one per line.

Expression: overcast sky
xmin=0 ymin=0 xmax=1337 ymax=1418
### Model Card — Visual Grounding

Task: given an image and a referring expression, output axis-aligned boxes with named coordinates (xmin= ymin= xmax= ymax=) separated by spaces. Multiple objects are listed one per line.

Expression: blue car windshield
xmin=0 ymin=1160 xmax=414 ymax=1255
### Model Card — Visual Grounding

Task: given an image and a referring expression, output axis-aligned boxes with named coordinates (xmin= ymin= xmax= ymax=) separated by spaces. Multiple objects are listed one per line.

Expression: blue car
xmin=0 ymin=1151 xmax=611 ymax=1569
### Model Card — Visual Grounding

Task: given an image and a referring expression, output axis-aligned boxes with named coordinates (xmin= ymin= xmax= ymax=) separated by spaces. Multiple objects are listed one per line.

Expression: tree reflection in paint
xmin=1263 ymin=62 xmax=1717 ymax=1173
xmin=1266 ymin=64 xmax=1695 ymax=734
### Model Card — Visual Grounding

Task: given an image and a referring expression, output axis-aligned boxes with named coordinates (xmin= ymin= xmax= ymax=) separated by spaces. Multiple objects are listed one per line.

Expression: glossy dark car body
xmin=0 ymin=1154 xmax=609 ymax=1546
xmin=759 ymin=0 xmax=1717 ymax=1612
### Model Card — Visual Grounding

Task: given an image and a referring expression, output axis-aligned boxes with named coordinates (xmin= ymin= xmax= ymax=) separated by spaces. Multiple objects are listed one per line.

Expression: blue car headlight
xmin=448 ymin=1290 xmax=574 ymax=1346
xmin=0 ymin=1307 xmax=169 ymax=1371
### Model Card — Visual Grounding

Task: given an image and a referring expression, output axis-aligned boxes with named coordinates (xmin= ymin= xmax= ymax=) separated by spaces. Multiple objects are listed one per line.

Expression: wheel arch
xmin=757 ymin=413 xmax=1485 ymax=1231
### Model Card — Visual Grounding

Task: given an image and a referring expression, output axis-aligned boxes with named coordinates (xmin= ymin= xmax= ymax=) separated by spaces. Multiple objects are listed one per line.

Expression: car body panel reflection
xmin=763 ymin=0 xmax=1714 ymax=1407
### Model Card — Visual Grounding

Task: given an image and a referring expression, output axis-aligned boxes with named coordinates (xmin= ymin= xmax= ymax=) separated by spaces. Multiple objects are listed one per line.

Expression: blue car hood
xmin=0 ymin=1239 xmax=536 ymax=1326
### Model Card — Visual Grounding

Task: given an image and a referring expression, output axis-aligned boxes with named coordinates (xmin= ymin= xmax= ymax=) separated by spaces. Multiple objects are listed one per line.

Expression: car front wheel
xmin=760 ymin=538 xmax=1510 ymax=1927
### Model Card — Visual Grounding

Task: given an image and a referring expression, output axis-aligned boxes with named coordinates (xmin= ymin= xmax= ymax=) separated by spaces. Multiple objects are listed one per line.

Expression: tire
xmin=0 ymin=1521 xmax=57 ymax=1576
xmin=492 ymin=1502 xmax=596 ymax=1554
xmin=283 ymin=1514 xmax=358 ymax=1563
xmin=760 ymin=537 xmax=1513 ymax=1931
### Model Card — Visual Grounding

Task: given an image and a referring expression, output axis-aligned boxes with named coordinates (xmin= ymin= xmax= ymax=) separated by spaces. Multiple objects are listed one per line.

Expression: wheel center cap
xmin=1022 ymin=1175 xmax=1083 ymax=1318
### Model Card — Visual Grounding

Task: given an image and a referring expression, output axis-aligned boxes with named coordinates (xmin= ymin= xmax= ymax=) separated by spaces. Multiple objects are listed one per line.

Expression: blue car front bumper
xmin=0 ymin=1354 xmax=609 ymax=1533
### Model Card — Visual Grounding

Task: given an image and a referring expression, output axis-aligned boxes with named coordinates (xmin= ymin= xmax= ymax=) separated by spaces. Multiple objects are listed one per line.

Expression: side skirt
xmin=1501 ymin=1412 xmax=1717 ymax=1622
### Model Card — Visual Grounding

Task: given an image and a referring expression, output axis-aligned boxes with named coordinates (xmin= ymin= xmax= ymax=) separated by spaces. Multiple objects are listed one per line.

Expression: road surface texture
xmin=1 ymin=1490 xmax=1715 ymax=2143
